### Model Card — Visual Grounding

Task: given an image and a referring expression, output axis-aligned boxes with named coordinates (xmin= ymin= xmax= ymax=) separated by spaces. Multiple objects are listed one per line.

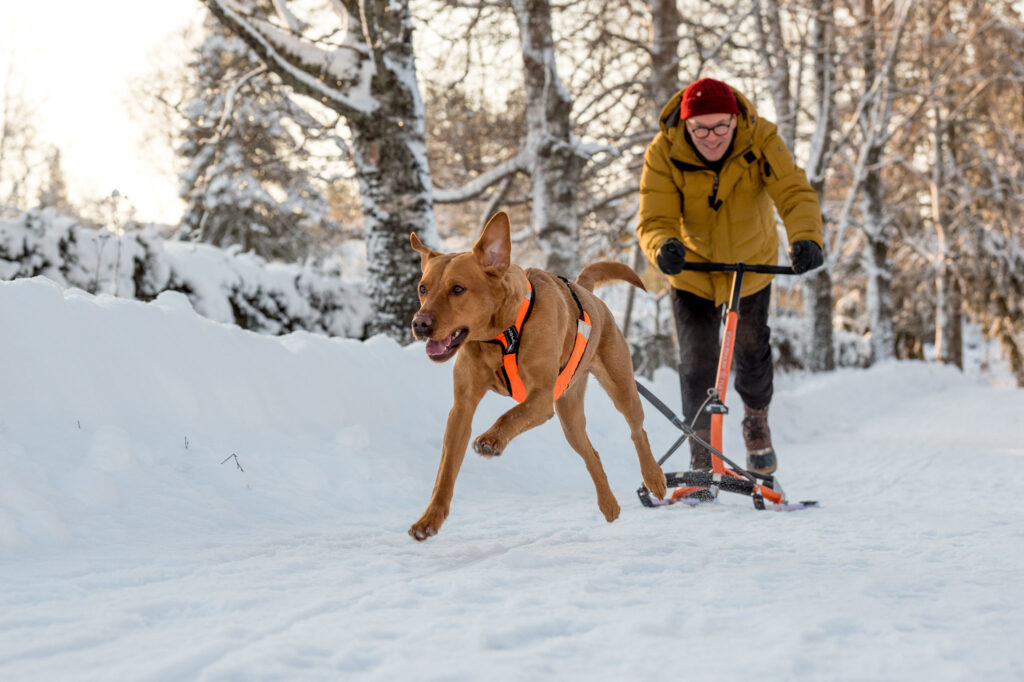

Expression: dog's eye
xmin=451 ymin=285 xmax=465 ymax=296
xmin=418 ymin=284 xmax=427 ymax=296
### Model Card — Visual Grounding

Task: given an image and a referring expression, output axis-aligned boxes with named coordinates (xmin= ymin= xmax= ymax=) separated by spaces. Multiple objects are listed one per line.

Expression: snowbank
xmin=0 ymin=276 xmax=1021 ymax=681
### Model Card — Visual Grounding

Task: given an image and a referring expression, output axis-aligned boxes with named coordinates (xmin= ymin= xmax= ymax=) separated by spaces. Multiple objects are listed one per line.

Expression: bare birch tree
xmin=620 ymin=0 xmax=683 ymax=372
xmin=509 ymin=0 xmax=580 ymax=273
xmin=753 ymin=0 xmax=796 ymax=148
xmin=921 ymin=0 xmax=964 ymax=367
xmin=874 ymin=0 xmax=1017 ymax=370
xmin=749 ymin=0 xmax=838 ymax=371
xmin=836 ymin=0 xmax=913 ymax=364
xmin=801 ymin=0 xmax=838 ymax=371
xmin=422 ymin=0 xmax=581 ymax=274
xmin=937 ymin=0 xmax=1024 ymax=383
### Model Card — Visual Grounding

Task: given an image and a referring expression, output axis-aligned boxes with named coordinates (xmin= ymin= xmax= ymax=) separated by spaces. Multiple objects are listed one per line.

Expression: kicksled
xmin=635 ymin=260 xmax=818 ymax=512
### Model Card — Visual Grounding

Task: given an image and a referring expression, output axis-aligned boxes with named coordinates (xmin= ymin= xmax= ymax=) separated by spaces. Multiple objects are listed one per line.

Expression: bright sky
xmin=3 ymin=0 xmax=204 ymax=224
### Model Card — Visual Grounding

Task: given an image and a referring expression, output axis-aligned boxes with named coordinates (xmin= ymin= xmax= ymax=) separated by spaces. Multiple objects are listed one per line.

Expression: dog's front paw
xmin=472 ymin=433 xmax=504 ymax=458
xmin=409 ymin=505 xmax=447 ymax=541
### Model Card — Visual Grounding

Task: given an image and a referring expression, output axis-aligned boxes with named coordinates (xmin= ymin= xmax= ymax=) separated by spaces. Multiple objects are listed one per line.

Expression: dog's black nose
xmin=412 ymin=313 xmax=434 ymax=338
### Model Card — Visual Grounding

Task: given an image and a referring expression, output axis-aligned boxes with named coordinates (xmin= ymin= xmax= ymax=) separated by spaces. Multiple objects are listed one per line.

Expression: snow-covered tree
xmin=201 ymin=0 xmax=439 ymax=343
xmin=939 ymin=1 xmax=1024 ymax=385
xmin=421 ymin=78 xmax=528 ymax=241
xmin=622 ymin=0 xmax=682 ymax=371
xmin=746 ymin=0 xmax=838 ymax=372
xmin=422 ymin=0 xmax=583 ymax=274
xmin=840 ymin=0 xmax=1023 ymax=376
xmin=178 ymin=11 xmax=336 ymax=262
xmin=854 ymin=0 xmax=905 ymax=364
xmin=509 ymin=0 xmax=580 ymax=274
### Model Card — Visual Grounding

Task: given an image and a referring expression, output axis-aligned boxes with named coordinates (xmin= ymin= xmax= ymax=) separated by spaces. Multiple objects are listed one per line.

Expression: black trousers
xmin=671 ymin=285 xmax=774 ymax=431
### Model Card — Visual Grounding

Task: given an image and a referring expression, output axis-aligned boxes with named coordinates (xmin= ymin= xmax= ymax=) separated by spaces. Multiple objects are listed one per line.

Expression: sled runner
xmin=636 ymin=261 xmax=818 ymax=511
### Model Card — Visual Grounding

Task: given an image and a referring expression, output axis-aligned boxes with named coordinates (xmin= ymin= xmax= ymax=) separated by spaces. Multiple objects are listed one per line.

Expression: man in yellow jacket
xmin=637 ymin=78 xmax=824 ymax=475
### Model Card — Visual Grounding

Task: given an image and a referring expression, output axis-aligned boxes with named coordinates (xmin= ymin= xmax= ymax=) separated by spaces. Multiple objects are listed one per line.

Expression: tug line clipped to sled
xmin=635 ymin=380 xmax=817 ymax=511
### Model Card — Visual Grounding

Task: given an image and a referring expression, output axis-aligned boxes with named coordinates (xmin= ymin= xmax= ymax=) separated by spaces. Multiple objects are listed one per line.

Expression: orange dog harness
xmin=491 ymin=277 xmax=592 ymax=403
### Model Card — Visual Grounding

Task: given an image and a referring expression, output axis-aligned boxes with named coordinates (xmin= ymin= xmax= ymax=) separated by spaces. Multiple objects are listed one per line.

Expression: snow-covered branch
xmin=432 ymin=148 xmax=529 ymax=204
xmin=202 ymin=0 xmax=378 ymax=118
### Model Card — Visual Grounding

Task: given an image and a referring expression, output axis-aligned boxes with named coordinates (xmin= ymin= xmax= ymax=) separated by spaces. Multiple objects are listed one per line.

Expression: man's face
xmin=686 ymin=113 xmax=736 ymax=162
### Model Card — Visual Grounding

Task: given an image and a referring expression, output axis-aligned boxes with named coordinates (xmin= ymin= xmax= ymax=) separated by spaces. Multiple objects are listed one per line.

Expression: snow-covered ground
xmin=1 ymin=276 xmax=1022 ymax=681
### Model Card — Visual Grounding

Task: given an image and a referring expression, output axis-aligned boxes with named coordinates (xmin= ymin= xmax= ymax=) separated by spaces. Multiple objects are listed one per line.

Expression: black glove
xmin=656 ymin=239 xmax=687 ymax=275
xmin=789 ymin=240 xmax=823 ymax=274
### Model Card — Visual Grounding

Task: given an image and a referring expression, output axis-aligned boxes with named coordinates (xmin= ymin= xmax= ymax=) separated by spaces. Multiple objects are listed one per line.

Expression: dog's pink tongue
xmin=426 ymin=338 xmax=450 ymax=358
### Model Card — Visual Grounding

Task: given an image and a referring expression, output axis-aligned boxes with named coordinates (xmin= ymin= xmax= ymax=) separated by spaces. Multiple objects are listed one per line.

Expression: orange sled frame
xmin=636 ymin=261 xmax=818 ymax=511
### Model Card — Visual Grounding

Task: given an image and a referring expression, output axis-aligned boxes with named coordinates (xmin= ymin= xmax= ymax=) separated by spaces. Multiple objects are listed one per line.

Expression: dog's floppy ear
xmin=473 ymin=212 xmax=511 ymax=275
xmin=410 ymin=232 xmax=441 ymax=270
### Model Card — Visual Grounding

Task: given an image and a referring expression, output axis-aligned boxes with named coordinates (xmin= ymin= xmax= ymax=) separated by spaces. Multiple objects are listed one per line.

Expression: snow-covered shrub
xmin=0 ymin=208 xmax=369 ymax=338
xmin=621 ymin=278 xmax=872 ymax=374
xmin=772 ymin=310 xmax=871 ymax=371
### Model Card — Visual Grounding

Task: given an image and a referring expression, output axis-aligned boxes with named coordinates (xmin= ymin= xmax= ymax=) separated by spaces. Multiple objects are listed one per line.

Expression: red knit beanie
xmin=679 ymin=78 xmax=739 ymax=120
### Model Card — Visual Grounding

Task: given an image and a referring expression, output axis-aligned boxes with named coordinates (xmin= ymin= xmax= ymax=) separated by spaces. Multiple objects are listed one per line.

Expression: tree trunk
xmin=648 ymin=0 xmax=682 ymax=109
xmin=934 ymin=260 xmax=962 ymax=368
xmin=803 ymin=0 xmax=836 ymax=371
xmin=802 ymin=267 xmax=835 ymax=369
xmin=511 ymin=0 xmax=580 ymax=275
xmin=926 ymin=8 xmax=962 ymax=369
xmin=755 ymin=0 xmax=797 ymax=148
xmin=863 ymin=164 xmax=895 ymax=363
xmin=614 ymin=0 xmax=679 ymax=356
xmin=859 ymin=0 xmax=896 ymax=364
xmin=623 ymin=0 xmax=682 ymax=345
xmin=351 ymin=121 xmax=437 ymax=342
xmin=930 ymin=121 xmax=962 ymax=368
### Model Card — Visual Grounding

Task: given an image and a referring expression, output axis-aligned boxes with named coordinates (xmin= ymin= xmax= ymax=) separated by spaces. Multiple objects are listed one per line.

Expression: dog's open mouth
xmin=425 ymin=328 xmax=469 ymax=361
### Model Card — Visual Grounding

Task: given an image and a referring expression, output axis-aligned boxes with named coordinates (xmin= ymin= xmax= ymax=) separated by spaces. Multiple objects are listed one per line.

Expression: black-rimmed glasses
xmin=688 ymin=117 xmax=734 ymax=139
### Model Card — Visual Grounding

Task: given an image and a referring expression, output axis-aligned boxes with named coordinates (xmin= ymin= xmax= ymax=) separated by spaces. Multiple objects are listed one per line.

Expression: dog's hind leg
xmin=592 ymin=335 xmax=668 ymax=501
xmin=554 ymin=377 xmax=621 ymax=522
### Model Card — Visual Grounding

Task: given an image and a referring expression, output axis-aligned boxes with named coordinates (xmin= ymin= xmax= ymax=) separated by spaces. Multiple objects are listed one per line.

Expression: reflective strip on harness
xmin=492 ymin=279 xmax=591 ymax=404
xmin=553 ymin=311 xmax=591 ymax=401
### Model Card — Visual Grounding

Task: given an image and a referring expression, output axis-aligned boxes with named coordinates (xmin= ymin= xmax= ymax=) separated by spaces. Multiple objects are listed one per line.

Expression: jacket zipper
xmin=707 ymin=143 xmax=753 ymax=211
xmin=672 ymin=142 xmax=753 ymax=213
xmin=709 ymin=173 xmax=722 ymax=211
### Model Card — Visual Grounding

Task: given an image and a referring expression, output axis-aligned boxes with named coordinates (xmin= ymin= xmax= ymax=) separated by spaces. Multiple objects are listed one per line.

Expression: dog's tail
xmin=576 ymin=261 xmax=647 ymax=293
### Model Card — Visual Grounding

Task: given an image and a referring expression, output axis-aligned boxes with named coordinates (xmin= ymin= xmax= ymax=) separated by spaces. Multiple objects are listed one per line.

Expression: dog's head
xmin=410 ymin=212 xmax=513 ymax=362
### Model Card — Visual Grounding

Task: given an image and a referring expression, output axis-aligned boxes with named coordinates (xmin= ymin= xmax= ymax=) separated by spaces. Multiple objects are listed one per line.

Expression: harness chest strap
xmin=491 ymin=278 xmax=592 ymax=403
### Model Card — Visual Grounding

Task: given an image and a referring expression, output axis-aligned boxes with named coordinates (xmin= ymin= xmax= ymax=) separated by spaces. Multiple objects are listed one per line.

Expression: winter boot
xmin=742 ymin=405 xmax=777 ymax=475
xmin=689 ymin=429 xmax=713 ymax=471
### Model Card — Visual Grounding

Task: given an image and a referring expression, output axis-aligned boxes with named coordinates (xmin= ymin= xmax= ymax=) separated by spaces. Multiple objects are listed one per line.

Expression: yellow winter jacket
xmin=637 ymin=87 xmax=823 ymax=305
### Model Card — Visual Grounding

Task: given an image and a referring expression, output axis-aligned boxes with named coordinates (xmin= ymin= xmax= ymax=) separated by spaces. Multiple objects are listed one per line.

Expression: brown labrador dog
xmin=408 ymin=212 xmax=666 ymax=540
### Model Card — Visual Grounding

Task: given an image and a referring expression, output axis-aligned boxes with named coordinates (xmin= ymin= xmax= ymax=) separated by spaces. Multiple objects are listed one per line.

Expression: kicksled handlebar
xmin=678 ymin=261 xmax=797 ymax=276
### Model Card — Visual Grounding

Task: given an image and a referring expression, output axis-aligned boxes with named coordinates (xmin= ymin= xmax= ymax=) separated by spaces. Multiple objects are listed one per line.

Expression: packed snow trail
xmin=1 ymin=277 xmax=1021 ymax=681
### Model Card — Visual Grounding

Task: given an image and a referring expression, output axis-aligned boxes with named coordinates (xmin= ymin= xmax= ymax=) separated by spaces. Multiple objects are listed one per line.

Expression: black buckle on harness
xmin=501 ymin=327 xmax=520 ymax=354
